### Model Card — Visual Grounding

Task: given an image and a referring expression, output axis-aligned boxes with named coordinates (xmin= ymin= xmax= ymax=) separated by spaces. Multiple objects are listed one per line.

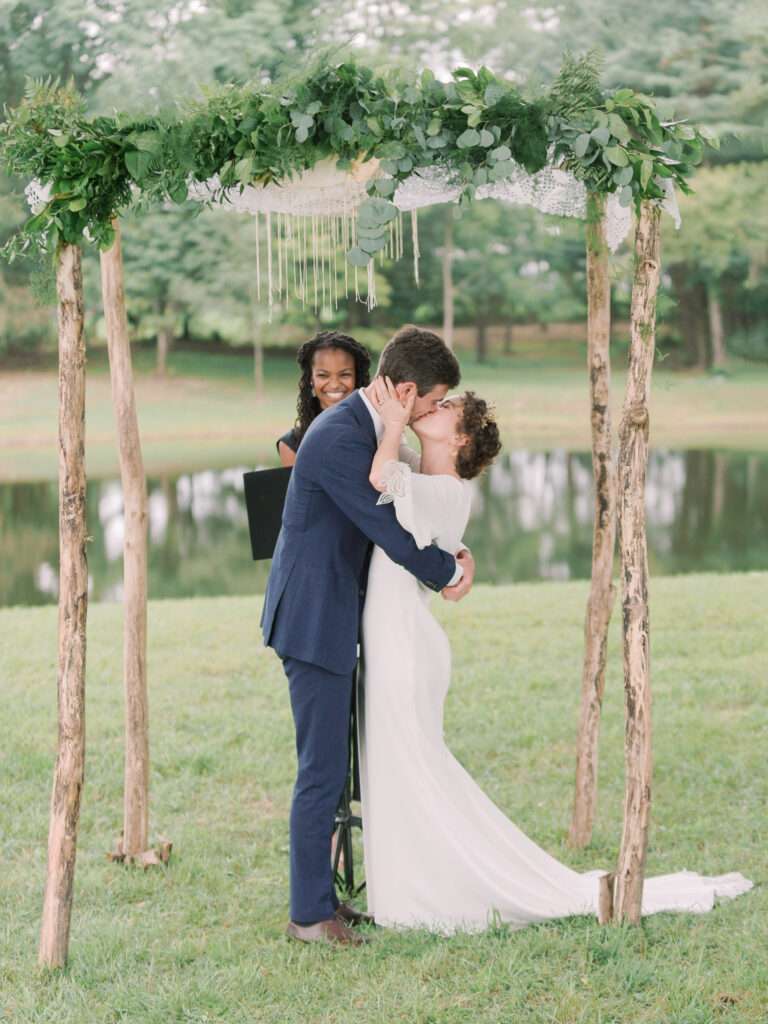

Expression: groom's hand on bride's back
xmin=441 ymin=548 xmax=475 ymax=602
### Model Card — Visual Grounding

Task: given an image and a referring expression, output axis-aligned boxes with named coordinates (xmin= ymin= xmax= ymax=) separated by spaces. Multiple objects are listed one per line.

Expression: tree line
xmin=0 ymin=0 xmax=765 ymax=369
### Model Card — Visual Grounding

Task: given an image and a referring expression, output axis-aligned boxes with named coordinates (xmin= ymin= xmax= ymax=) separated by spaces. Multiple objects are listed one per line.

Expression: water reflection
xmin=1 ymin=449 xmax=767 ymax=607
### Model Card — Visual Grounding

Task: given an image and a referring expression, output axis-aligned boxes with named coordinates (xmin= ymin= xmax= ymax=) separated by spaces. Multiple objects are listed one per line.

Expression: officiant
xmin=277 ymin=330 xmax=372 ymax=466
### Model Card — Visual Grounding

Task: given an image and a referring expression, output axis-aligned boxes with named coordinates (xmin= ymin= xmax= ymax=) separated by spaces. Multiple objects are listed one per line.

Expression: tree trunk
xmin=476 ymin=320 xmax=488 ymax=363
xmin=156 ymin=326 xmax=170 ymax=377
xmin=668 ymin=265 xmax=709 ymax=369
xmin=39 ymin=244 xmax=88 ymax=969
xmin=503 ymin=322 xmax=513 ymax=355
xmin=707 ymin=284 xmax=727 ymax=369
xmin=100 ymin=221 xmax=150 ymax=858
xmin=442 ymin=209 xmax=454 ymax=350
xmin=570 ymin=192 xmax=617 ymax=849
xmin=613 ymin=201 xmax=661 ymax=924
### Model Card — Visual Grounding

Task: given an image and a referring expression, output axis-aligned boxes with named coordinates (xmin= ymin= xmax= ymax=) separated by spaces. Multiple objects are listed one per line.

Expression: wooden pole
xmin=100 ymin=220 xmax=150 ymax=858
xmin=569 ymin=192 xmax=617 ymax=848
xmin=39 ymin=243 xmax=88 ymax=968
xmin=613 ymin=201 xmax=661 ymax=923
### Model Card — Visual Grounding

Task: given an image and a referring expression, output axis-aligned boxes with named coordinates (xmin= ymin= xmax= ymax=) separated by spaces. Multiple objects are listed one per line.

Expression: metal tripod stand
xmin=331 ymin=657 xmax=365 ymax=897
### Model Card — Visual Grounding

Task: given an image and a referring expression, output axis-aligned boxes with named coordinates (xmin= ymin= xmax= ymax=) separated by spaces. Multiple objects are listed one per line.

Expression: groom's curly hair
xmin=456 ymin=392 xmax=502 ymax=480
xmin=378 ymin=325 xmax=460 ymax=394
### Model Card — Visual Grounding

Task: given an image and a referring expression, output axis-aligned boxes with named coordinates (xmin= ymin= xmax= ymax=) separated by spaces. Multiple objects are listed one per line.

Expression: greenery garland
xmin=0 ymin=54 xmax=715 ymax=266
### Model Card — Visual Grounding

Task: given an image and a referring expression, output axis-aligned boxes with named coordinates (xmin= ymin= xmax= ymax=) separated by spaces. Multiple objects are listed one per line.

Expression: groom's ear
xmin=396 ymin=381 xmax=417 ymax=404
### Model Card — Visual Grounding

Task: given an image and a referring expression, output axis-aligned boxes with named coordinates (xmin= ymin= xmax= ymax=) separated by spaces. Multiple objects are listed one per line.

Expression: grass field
xmin=2 ymin=348 xmax=768 ymax=482
xmin=1 ymin=575 xmax=765 ymax=1023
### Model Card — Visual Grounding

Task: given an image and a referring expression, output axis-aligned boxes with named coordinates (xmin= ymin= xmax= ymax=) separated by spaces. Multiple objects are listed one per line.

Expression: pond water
xmin=1 ymin=448 xmax=767 ymax=608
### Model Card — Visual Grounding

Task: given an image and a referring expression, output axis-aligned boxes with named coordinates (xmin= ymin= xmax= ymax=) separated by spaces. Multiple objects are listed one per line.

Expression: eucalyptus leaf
xmin=591 ymin=126 xmax=610 ymax=145
xmin=618 ymin=185 xmax=633 ymax=207
xmin=612 ymin=165 xmax=633 ymax=186
xmin=457 ymin=129 xmax=480 ymax=149
xmin=169 ymin=180 xmax=189 ymax=204
xmin=377 ymin=141 xmax=406 ymax=160
xmin=346 ymin=246 xmax=371 ymax=267
xmin=479 ymin=129 xmax=494 ymax=147
xmin=484 ymin=84 xmax=505 ymax=105
xmin=573 ymin=133 xmax=591 ymax=158
xmin=490 ymin=145 xmax=511 ymax=162
xmin=235 ymin=157 xmax=254 ymax=182
xmin=357 ymin=197 xmax=397 ymax=228
xmin=359 ymin=234 xmax=387 ymax=255
xmin=374 ymin=178 xmax=395 ymax=197
xmin=357 ymin=224 xmax=385 ymax=240
xmin=604 ymin=146 xmax=629 ymax=167
xmin=124 ymin=150 xmax=152 ymax=181
xmin=607 ymin=114 xmax=631 ymax=144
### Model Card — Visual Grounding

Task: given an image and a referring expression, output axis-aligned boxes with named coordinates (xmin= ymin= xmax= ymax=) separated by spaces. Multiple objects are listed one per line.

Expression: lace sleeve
xmin=375 ymin=460 xmax=432 ymax=548
xmin=374 ymin=460 xmax=467 ymax=551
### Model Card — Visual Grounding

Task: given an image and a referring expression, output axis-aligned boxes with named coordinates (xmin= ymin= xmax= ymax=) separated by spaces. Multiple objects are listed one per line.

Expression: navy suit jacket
xmin=261 ymin=391 xmax=457 ymax=674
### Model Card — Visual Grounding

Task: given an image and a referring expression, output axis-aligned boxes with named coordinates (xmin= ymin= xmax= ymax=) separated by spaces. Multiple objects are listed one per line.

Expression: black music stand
xmin=243 ymin=466 xmax=365 ymax=897
xmin=243 ymin=467 xmax=292 ymax=560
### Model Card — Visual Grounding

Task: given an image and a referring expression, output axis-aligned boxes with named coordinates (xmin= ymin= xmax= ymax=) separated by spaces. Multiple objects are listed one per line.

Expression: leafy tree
xmin=662 ymin=162 xmax=768 ymax=365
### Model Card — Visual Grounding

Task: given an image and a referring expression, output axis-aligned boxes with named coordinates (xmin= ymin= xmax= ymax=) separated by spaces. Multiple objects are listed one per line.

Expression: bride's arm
xmin=368 ymin=378 xmax=415 ymax=492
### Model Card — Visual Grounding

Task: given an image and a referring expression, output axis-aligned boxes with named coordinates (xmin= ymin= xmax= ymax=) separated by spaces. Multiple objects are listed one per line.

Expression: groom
xmin=261 ymin=325 xmax=475 ymax=945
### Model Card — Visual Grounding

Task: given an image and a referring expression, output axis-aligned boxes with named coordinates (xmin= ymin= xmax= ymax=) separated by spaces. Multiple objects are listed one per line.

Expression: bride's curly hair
xmin=456 ymin=392 xmax=502 ymax=480
xmin=294 ymin=331 xmax=372 ymax=442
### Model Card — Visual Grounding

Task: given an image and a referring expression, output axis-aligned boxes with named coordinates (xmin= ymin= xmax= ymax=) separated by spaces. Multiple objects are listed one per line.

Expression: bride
xmin=357 ymin=377 xmax=753 ymax=935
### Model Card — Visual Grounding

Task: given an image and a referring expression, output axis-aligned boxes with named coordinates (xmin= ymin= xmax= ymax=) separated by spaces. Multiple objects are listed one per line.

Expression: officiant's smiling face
xmin=311 ymin=348 xmax=357 ymax=410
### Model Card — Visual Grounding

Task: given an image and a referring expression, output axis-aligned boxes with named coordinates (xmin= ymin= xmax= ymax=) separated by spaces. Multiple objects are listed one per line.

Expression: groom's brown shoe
xmin=336 ymin=902 xmax=375 ymax=927
xmin=286 ymin=918 xmax=368 ymax=945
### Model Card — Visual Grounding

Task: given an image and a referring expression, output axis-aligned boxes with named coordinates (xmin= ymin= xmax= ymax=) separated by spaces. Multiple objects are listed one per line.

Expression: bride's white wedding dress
xmin=358 ymin=456 xmax=753 ymax=935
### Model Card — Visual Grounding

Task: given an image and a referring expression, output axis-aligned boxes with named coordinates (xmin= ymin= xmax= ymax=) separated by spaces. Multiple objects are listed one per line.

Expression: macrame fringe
xmin=251 ymin=203 xmax=419 ymax=314
xmin=411 ymin=209 xmax=420 ymax=286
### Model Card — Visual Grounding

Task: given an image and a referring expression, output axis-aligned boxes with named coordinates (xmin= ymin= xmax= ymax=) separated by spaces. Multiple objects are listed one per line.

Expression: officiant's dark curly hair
xmin=294 ymin=331 xmax=372 ymax=442
xmin=456 ymin=392 xmax=502 ymax=480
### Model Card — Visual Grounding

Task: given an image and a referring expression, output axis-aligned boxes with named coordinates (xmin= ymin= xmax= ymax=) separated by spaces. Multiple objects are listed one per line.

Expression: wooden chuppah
xmin=3 ymin=59 xmax=701 ymax=965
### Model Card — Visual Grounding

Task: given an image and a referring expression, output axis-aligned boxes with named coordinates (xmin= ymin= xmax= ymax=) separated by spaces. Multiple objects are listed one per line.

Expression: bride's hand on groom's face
xmin=371 ymin=376 xmax=415 ymax=433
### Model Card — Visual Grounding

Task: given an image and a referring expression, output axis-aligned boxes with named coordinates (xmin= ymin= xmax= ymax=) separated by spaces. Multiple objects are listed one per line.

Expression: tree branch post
xmin=39 ymin=243 xmax=88 ymax=968
xmin=570 ymin=192 xmax=617 ymax=849
xmin=613 ymin=201 xmax=661 ymax=923
xmin=100 ymin=220 xmax=150 ymax=858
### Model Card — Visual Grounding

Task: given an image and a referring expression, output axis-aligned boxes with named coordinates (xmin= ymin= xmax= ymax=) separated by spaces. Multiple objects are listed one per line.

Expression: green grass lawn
xmin=1 ymin=575 xmax=765 ymax=1023
xmin=2 ymin=349 xmax=767 ymax=482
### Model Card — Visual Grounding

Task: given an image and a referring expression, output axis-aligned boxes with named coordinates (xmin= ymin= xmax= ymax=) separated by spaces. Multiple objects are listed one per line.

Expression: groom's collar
xmin=358 ymin=387 xmax=384 ymax=443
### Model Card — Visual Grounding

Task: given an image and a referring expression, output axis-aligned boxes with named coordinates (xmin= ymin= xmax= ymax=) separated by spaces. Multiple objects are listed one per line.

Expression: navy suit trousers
xmin=284 ymin=655 xmax=353 ymax=924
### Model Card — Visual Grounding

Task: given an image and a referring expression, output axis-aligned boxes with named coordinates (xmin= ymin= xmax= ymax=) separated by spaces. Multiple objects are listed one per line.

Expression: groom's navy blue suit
xmin=262 ymin=390 xmax=457 ymax=924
